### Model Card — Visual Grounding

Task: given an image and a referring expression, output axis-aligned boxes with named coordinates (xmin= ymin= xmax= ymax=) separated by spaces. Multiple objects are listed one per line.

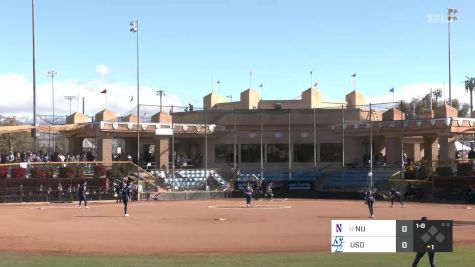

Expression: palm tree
xmin=465 ymin=77 xmax=475 ymax=117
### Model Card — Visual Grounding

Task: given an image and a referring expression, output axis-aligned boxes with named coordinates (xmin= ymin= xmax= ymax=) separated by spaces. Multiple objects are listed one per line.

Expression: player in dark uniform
xmin=412 ymin=216 xmax=436 ymax=267
xmin=115 ymin=181 xmax=122 ymax=203
xmin=364 ymin=186 xmax=375 ymax=218
xmin=244 ymin=182 xmax=253 ymax=208
xmin=78 ymin=181 xmax=89 ymax=208
xmin=253 ymin=179 xmax=262 ymax=200
xmin=265 ymin=182 xmax=274 ymax=200
xmin=389 ymin=188 xmax=405 ymax=208
xmin=122 ymin=179 xmax=132 ymax=217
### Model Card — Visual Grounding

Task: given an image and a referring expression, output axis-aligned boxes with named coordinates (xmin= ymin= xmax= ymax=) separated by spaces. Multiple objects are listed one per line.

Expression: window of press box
xmin=215 ymin=144 xmax=235 ymax=163
xmin=240 ymin=144 xmax=261 ymax=163
xmin=320 ymin=143 xmax=342 ymax=162
xmin=267 ymin=144 xmax=288 ymax=162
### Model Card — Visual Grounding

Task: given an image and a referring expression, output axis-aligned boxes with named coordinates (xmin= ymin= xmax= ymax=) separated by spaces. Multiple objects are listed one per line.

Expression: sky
xmin=0 ymin=0 xmax=474 ymax=119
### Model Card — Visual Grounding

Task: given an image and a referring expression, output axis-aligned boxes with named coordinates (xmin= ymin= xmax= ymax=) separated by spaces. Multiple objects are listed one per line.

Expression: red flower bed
xmin=95 ymin=164 xmax=107 ymax=177
xmin=30 ymin=166 xmax=54 ymax=179
xmin=58 ymin=165 xmax=84 ymax=179
xmin=0 ymin=166 xmax=9 ymax=178
xmin=11 ymin=167 xmax=27 ymax=179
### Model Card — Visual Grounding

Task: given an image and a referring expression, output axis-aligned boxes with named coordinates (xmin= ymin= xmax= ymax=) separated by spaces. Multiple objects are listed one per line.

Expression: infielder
xmin=389 ymin=188 xmax=405 ymax=208
xmin=244 ymin=182 xmax=253 ymax=208
xmin=364 ymin=186 xmax=375 ymax=218
xmin=78 ymin=181 xmax=89 ymax=208
xmin=122 ymin=179 xmax=132 ymax=217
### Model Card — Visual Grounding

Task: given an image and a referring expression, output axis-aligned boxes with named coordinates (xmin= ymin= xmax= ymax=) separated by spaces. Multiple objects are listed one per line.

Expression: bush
xmin=417 ymin=165 xmax=433 ymax=179
xmin=94 ymin=164 xmax=107 ymax=177
xmin=58 ymin=165 xmax=84 ymax=179
xmin=30 ymin=166 xmax=54 ymax=179
xmin=405 ymin=169 xmax=417 ymax=179
xmin=107 ymin=164 xmax=131 ymax=179
xmin=11 ymin=167 xmax=27 ymax=178
xmin=457 ymin=163 xmax=472 ymax=176
xmin=0 ymin=166 xmax=8 ymax=178
xmin=436 ymin=166 xmax=453 ymax=177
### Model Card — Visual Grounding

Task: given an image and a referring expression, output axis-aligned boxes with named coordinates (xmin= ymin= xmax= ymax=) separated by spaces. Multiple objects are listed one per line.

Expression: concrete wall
xmin=203 ymin=92 xmax=227 ymax=109
xmin=95 ymin=109 xmax=117 ymax=122
xmin=346 ymin=91 xmax=365 ymax=108
xmin=97 ymin=138 xmax=113 ymax=163
xmin=205 ymin=87 xmax=358 ymax=110
xmin=240 ymin=89 xmax=261 ymax=109
xmin=154 ymin=137 xmax=170 ymax=169
xmin=66 ymin=112 xmax=88 ymax=124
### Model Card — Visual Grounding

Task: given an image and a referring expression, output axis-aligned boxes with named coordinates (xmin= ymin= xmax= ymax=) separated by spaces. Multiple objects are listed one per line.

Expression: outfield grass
xmin=0 ymin=248 xmax=473 ymax=267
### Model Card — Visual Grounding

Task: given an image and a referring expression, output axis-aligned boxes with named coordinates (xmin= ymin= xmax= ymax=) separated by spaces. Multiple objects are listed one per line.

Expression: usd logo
xmin=332 ymin=236 xmax=344 ymax=252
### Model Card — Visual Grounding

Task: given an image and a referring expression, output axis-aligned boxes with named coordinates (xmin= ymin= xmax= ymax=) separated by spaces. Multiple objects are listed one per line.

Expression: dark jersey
xmin=121 ymin=184 xmax=131 ymax=199
xmin=390 ymin=189 xmax=401 ymax=197
xmin=365 ymin=190 xmax=375 ymax=201
xmin=78 ymin=184 xmax=86 ymax=195
xmin=244 ymin=186 xmax=253 ymax=196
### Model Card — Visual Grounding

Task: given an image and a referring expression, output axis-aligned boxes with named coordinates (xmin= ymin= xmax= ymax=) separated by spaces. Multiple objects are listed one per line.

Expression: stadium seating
xmin=152 ymin=169 xmax=229 ymax=191
xmin=237 ymin=170 xmax=322 ymax=182
xmin=322 ymin=167 xmax=397 ymax=191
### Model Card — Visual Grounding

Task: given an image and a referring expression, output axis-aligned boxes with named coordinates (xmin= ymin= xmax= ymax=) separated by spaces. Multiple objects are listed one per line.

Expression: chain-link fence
xmin=0 ymin=161 xmax=161 ymax=203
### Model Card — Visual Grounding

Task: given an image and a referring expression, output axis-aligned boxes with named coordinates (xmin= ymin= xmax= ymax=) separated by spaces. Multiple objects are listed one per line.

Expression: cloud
xmin=2 ymin=72 xmax=470 ymax=122
xmin=95 ymin=64 xmax=110 ymax=76
xmin=0 ymin=73 xmax=184 ymax=120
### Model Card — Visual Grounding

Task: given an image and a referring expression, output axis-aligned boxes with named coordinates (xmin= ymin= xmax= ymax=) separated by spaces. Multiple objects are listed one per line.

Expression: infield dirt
xmin=0 ymin=199 xmax=473 ymax=254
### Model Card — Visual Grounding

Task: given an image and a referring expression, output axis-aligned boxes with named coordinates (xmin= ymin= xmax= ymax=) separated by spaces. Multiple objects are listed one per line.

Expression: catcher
xmin=265 ymin=182 xmax=274 ymax=200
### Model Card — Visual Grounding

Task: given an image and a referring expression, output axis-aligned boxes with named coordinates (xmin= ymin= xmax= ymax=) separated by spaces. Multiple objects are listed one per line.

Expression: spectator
xmin=465 ymin=185 xmax=474 ymax=203
xmin=468 ymin=148 xmax=475 ymax=160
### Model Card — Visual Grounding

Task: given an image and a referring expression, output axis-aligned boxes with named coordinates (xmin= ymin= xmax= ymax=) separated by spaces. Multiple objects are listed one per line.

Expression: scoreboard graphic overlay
xmin=331 ymin=220 xmax=452 ymax=253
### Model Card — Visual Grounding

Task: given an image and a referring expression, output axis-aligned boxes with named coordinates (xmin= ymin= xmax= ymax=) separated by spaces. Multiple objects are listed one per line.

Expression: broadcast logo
xmin=332 ymin=236 xmax=344 ymax=252
xmin=336 ymin=223 xmax=342 ymax=233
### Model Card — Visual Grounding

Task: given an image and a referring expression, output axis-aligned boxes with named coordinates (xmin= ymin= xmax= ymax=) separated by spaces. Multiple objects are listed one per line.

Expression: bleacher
xmin=237 ymin=170 xmax=322 ymax=182
xmin=322 ymin=167 xmax=397 ymax=191
xmin=152 ymin=169 xmax=228 ymax=191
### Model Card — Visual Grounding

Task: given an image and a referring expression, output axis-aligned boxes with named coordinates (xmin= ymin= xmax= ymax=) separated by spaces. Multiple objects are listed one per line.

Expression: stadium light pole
xmin=369 ymin=103 xmax=373 ymax=187
xmin=171 ymin=105 xmax=175 ymax=192
xmin=205 ymin=108 xmax=208 ymax=191
xmin=156 ymin=90 xmax=166 ymax=112
xmin=130 ymin=19 xmax=140 ymax=194
xmin=32 ymin=0 xmax=38 ymax=151
xmin=447 ymin=8 xmax=458 ymax=106
xmin=47 ymin=70 xmax=57 ymax=152
xmin=260 ymin=109 xmax=263 ymax=181
xmin=31 ymin=0 xmax=38 ymax=198
xmin=64 ymin=96 xmax=78 ymax=115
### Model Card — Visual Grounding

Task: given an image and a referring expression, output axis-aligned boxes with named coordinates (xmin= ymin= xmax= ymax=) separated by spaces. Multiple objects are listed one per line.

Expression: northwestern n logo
xmin=336 ymin=223 xmax=342 ymax=233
